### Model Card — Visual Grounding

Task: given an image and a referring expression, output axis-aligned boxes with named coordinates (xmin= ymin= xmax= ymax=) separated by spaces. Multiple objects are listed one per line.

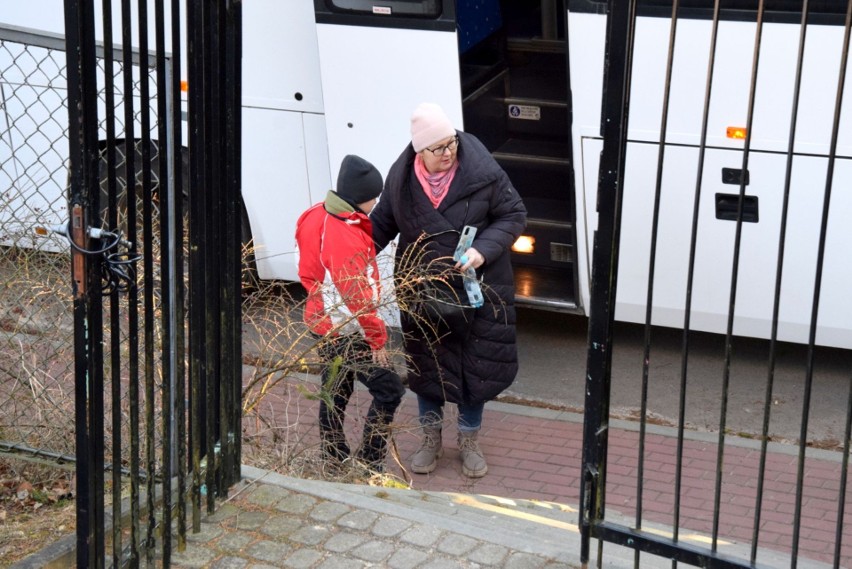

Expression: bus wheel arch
xmin=240 ymin=198 xmax=260 ymax=292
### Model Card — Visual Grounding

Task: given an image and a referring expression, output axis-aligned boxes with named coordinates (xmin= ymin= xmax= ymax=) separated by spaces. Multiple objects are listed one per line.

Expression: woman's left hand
xmin=456 ymin=247 xmax=484 ymax=272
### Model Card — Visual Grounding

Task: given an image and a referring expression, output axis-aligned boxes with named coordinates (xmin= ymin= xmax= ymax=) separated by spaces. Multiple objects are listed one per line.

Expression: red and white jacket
xmin=295 ymin=192 xmax=387 ymax=351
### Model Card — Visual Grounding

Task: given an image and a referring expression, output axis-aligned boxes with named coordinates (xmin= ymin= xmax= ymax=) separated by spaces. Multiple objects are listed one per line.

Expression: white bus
xmin=2 ymin=0 xmax=850 ymax=347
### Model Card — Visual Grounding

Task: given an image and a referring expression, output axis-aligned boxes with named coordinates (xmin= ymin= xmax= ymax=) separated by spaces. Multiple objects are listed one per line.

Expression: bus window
xmin=457 ymin=0 xmax=502 ymax=54
xmin=320 ymin=0 xmax=443 ymax=18
xmin=572 ymin=0 xmax=849 ymax=23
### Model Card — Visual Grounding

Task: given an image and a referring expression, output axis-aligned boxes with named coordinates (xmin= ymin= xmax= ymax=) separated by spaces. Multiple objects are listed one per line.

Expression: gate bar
xmin=134 ymin=1 xmax=159 ymax=562
xmin=186 ymin=0 xmax=206 ymax=531
xmin=116 ymin=0 xmax=144 ymax=563
xmin=169 ymin=0 xmax=189 ymax=550
xmin=838 ymin=384 xmax=852 ymax=568
xmin=65 ymin=0 xmax=106 ymax=565
xmin=580 ymin=0 xmax=636 ymax=564
xmin=637 ymin=3 xmax=679 ymax=566
xmin=204 ymin=0 xmax=221 ymax=510
xmin=792 ymin=3 xmax=852 ymax=566
xmin=714 ymin=0 xmax=765 ymax=553
xmin=221 ymin=0 xmax=243 ymax=486
xmin=595 ymin=523 xmax=772 ymax=569
xmin=152 ymin=0 xmax=179 ymax=562
xmin=676 ymin=1 xmax=721 ymax=564
xmin=203 ymin=0 xmax=220 ymax=496
xmin=97 ymin=0 xmax=125 ymax=564
xmin=752 ymin=1 xmax=809 ymax=565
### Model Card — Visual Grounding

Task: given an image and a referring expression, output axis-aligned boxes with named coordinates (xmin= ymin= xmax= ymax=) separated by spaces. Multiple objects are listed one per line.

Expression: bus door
xmin=457 ymin=0 xmax=581 ymax=312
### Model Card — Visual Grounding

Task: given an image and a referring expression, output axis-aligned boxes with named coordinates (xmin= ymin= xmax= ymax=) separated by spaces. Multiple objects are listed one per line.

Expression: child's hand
xmin=372 ymin=347 xmax=390 ymax=368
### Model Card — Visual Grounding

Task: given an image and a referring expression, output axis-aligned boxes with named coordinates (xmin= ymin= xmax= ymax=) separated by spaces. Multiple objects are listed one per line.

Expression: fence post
xmin=222 ymin=0 xmax=243 ymax=488
xmin=64 ymin=0 xmax=105 ymax=566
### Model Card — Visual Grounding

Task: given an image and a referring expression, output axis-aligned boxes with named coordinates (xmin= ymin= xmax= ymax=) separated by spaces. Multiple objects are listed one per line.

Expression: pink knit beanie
xmin=410 ymin=103 xmax=456 ymax=152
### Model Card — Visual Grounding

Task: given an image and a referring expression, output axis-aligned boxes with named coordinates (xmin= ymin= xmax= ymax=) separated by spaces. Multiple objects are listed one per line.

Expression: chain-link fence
xmin=0 ymin=24 xmax=167 ymax=465
xmin=1 ymin=26 xmax=76 ymax=461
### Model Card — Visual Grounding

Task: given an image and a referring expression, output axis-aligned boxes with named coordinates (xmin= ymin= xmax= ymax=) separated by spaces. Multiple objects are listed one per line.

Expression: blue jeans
xmin=417 ymin=395 xmax=484 ymax=433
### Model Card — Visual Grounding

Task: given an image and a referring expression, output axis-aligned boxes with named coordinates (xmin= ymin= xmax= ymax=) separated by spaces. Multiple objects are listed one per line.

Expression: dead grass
xmin=0 ymin=459 xmax=76 ymax=567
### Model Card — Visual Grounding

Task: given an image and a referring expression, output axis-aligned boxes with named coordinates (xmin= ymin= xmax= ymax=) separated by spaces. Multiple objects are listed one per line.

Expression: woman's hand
xmin=456 ymin=247 xmax=484 ymax=272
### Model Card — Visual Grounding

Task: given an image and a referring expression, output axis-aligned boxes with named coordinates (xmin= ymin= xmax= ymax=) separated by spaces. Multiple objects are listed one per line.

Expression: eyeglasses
xmin=424 ymin=136 xmax=459 ymax=157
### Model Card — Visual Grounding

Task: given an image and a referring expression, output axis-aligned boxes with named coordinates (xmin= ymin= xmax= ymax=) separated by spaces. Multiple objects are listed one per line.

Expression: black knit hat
xmin=336 ymin=155 xmax=383 ymax=205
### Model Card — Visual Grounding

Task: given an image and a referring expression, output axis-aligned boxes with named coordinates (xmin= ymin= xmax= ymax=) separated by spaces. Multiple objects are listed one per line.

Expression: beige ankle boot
xmin=411 ymin=427 xmax=443 ymax=474
xmin=458 ymin=430 xmax=488 ymax=478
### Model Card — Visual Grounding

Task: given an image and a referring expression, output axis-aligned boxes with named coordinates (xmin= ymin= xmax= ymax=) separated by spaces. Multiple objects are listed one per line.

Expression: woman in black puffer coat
xmin=371 ymin=103 xmax=527 ymax=478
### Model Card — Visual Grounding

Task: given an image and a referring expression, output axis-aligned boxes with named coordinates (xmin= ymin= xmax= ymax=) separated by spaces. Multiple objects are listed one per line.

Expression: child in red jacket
xmin=295 ymin=155 xmax=405 ymax=470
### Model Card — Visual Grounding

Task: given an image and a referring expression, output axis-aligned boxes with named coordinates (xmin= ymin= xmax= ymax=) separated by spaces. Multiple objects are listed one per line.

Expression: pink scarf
xmin=414 ymin=154 xmax=459 ymax=208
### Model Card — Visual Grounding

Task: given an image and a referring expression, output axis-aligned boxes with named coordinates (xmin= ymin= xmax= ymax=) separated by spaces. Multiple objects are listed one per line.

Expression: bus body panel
xmin=569 ymin=5 xmax=852 ymax=348
xmin=243 ymin=0 xmax=324 ymax=114
xmin=570 ymin=12 xmax=852 ymax=155
xmin=583 ymin=138 xmax=852 ymax=349
xmin=315 ymin=23 xmax=465 ymax=184
xmin=242 ymin=107 xmax=331 ymax=282
xmin=241 ymin=0 xmax=330 ymax=281
xmin=304 ymin=112 xmax=335 ymax=207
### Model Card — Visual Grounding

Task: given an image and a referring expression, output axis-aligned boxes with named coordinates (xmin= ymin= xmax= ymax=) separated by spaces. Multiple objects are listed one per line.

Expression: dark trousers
xmin=317 ymin=336 xmax=405 ymax=468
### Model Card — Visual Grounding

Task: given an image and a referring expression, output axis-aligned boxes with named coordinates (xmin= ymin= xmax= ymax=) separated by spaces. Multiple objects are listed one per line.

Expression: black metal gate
xmin=581 ymin=1 xmax=851 ymax=568
xmin=64 ymin=0 xmax=242 ymax=566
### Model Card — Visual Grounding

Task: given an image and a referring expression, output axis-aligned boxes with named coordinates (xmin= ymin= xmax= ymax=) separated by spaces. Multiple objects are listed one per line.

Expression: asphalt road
xmin=507 ymin=306 xmax=852 ymax=448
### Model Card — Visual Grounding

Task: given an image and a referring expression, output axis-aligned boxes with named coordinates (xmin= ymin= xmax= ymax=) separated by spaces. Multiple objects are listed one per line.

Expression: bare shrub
xmin=239 ymin=236 xmax=503 ymax=487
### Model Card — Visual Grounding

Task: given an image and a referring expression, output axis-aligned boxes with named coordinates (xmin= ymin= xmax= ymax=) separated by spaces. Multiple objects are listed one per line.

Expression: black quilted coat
xmin=371 ymin=131 xmax=527 ymax=405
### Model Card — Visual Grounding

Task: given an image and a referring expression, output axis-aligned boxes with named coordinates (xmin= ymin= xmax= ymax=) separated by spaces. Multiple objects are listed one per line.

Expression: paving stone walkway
xmin=169 ymin=467 xmax=587 ymax=569
xmin=164 ymin=387 xmax=845 ymax=569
